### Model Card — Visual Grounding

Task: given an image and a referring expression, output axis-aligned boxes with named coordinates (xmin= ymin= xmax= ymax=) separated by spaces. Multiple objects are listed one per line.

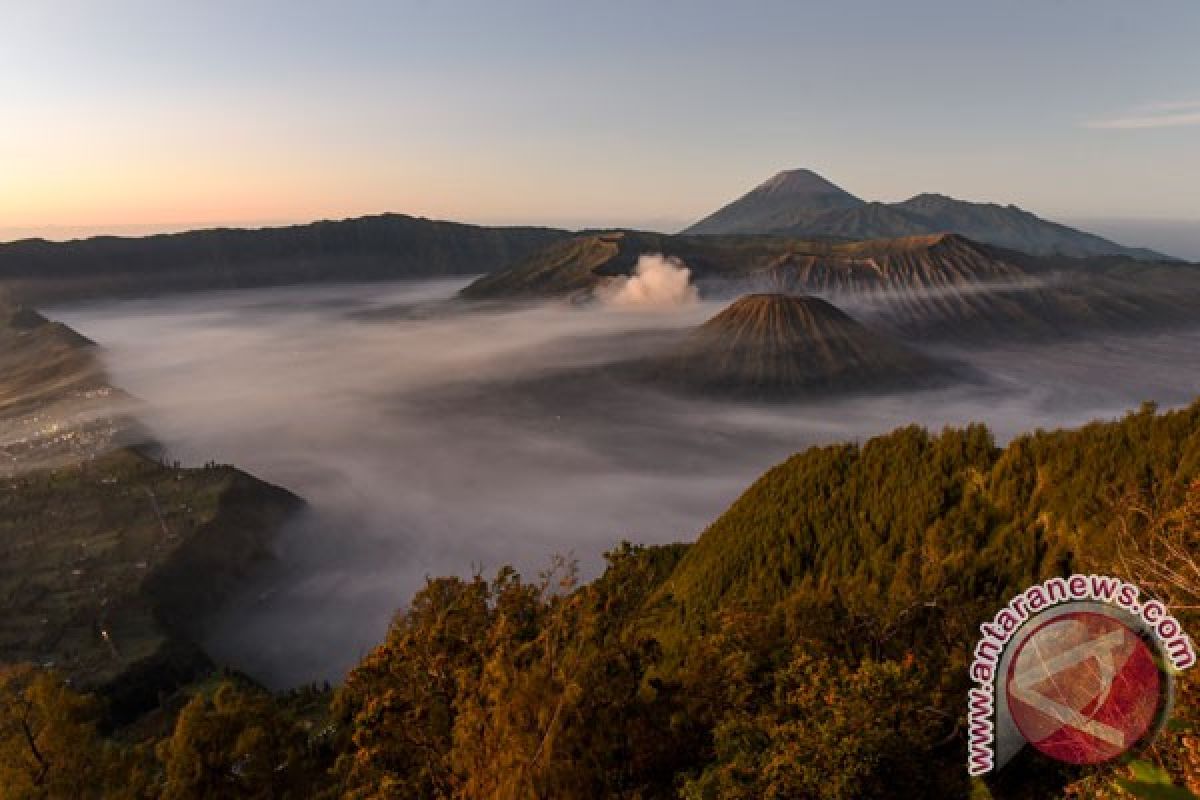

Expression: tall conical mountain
xmin=684 ymin=169 xmax=864 ymax=235
xmin=684 ymin=170 xmax=1169 ymax=260
xmin=641 ymin=293 xmax=939 ymax=399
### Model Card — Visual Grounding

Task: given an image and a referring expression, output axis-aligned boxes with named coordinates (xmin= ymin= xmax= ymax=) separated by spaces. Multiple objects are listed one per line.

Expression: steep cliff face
xmin=635 ymin=293 xmax=940 ymax=399
xmin=0 ymin=213 xmax=569 ymax=303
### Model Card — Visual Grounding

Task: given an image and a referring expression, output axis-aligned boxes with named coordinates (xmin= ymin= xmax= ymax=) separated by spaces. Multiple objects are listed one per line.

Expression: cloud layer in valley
xmin=53 ymin=279 xmax=1200 ymax=687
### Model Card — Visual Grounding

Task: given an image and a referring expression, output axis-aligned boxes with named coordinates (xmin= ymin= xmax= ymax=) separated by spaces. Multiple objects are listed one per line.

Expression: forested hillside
xmin=655 ymin=400 xmax=1200 ymax=633
xmin=3 ymin=403 xmax=1199 ymax=798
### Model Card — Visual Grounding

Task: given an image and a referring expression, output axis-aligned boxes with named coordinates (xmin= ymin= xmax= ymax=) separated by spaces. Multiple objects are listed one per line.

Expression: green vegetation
xmin=0 ymin=664 xmax=333 ymax=799
xmin=3 ymin=401 xmax=1199 ymax=797
xmin=653 ymin=399 xmax=1200 ymax=632
xmin=0 ymin=448 xmax=302 ymax=722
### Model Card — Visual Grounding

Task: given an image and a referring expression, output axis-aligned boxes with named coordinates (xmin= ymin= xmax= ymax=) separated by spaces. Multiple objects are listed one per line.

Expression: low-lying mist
xmin=54 ymin=278 xmax=1200 ymax=687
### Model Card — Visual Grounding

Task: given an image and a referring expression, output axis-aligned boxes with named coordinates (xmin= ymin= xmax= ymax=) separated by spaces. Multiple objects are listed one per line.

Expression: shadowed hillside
xmin=0 ymin=450 xmax=301 ymax=720
xmin=0 ymin=214 xmax=569 ymax=303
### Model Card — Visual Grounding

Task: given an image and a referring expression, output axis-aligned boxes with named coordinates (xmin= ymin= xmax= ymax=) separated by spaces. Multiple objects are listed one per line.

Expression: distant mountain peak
xmin=684 ymin=170 xmax=1170 ymax=260
xmin=755 ymin=169 xmax=851 ymax=197
xmin=683 ymin=169 xmax=863 ymax=235
xmin=904 ymin=191 xmax=951 ymax=203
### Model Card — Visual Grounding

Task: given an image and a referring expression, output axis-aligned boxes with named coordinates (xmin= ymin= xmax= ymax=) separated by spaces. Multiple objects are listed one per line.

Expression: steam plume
xmin=601 ymin=254 xmax=699 ymax=309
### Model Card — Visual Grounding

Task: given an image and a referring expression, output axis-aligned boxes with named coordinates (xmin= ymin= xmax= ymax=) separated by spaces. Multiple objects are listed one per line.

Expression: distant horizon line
xmin=0 ymin=213 xmax=692 ymax=244
xmin=4 ymin=210 xmax=1200 ymax=248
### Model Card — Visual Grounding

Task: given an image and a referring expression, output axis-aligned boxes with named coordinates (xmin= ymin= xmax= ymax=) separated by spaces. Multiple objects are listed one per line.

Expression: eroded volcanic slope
xmin=636 ymin=293 xmax=939 ymax=399
xmin=461 ymin=231 xmax=1024 ymax=299
xmin=461 ymin=230 xmax=1200 ymax=340
xmin=0 ymin=295 xmax=302 ymax=719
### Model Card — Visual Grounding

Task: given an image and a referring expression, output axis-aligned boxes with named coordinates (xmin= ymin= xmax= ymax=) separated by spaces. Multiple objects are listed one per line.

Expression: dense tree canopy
xmin=3 ymin=402 xmax=1199 ymax=798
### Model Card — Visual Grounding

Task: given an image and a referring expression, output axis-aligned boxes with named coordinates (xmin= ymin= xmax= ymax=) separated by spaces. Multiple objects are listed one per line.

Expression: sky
xmin=2 ymin=1 xmax=1199 ymax=243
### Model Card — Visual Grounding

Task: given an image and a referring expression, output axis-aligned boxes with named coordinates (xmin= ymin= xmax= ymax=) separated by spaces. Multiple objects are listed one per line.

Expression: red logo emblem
xmin=1006 ymin=611 xmax=1162 ymax=764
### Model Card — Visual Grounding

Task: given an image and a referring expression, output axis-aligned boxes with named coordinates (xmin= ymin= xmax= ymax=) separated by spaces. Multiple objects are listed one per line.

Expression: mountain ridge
xmin=462 ymin=230 xmax=1031 ymax=300
xmin=460 ymin=229 xmax=1200 ymax=341
xmin=0 ymin=213 xmax=570 ymax=304
xmin=684 ymin=169 xmax=1170 ymax=261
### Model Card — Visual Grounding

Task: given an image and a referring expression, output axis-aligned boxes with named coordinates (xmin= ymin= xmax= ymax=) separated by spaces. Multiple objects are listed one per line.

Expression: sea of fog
xmin=53 ymin=278 xmax=1200 ymax=687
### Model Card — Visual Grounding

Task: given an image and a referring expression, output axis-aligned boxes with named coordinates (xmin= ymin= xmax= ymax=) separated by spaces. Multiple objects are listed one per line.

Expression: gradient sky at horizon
xmin=3 ymin=1 xmax=1199 ymax=242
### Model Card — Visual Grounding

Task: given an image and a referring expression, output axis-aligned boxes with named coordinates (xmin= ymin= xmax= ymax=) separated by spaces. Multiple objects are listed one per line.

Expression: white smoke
xmin=601 ymin=254 xmax=699 ymax=309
